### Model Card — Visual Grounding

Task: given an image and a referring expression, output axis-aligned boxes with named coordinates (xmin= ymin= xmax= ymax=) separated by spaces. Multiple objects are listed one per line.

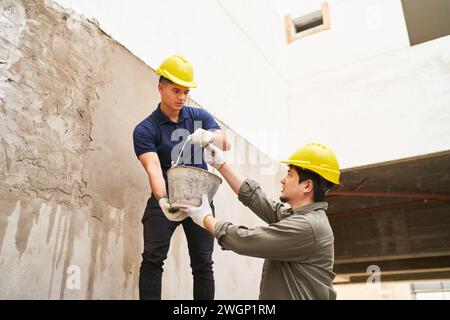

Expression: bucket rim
xmin=167 ymin=165 xmax=222 ymax=184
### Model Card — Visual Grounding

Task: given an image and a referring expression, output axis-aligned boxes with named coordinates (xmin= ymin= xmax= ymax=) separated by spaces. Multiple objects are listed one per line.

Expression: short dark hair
xmin=159 ymin=76 xmax=173 ymax=84
xmin=292 ymin=166 xmax=335 ymax=202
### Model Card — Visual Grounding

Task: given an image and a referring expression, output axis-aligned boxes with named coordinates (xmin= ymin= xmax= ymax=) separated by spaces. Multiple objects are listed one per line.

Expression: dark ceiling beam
xmin=340 ymin=271 xmax=450 ymax=284
xmin=334 ymin=255 xmax=450 ymax=275
xmin=328 ymin=190 xmax=450 ymax=200
xmin=328 ymin=198 xmax=448 ymax=218
xmin=335 ymin=251 xmax=450 ymax=264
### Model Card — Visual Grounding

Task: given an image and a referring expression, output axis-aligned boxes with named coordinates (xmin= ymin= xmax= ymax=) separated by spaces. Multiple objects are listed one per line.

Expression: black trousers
xmin=139 ymin=196 xmax=215 ymax=300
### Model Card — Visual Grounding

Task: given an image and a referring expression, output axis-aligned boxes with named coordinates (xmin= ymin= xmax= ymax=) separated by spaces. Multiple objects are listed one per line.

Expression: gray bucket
xmin=167 ymin=166 xmax=222 ymax=209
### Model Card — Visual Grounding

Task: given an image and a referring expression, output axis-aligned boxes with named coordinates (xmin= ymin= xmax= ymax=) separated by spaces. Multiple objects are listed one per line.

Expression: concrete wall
xmin=286 ymin=35 xmax=450 ymax=168
xmin=0 ymin=0 xmax=285 ymax=299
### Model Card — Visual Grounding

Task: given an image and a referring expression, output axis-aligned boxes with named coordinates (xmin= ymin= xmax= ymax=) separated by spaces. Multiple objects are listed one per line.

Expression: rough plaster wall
xmin=0 ymin=0 xmax=286 ymax=299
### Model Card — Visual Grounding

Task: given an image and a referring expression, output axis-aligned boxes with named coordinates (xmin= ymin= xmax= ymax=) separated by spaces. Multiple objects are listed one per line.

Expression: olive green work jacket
xmin=214 ymin=179 xmax=337 ymax=300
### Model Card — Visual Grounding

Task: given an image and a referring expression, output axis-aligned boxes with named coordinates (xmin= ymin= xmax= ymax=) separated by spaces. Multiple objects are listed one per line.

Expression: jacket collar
xmin=290 ymin=202 xmax=328 ymax=215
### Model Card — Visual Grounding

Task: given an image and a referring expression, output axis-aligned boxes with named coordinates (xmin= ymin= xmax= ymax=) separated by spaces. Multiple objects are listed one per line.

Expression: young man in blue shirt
xmin=133 ymin=55 xmax=230 ymax=300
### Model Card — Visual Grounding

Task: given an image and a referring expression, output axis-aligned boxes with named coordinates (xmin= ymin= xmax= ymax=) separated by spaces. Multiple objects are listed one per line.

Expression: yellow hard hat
xmin=156 ymin=55 xmax=197 ymax=88
xmin=281 ymin=143 xmax=340 ymax=184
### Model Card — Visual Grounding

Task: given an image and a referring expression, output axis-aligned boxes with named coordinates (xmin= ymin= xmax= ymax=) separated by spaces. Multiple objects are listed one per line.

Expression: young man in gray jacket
xmin=185 ymin=142 xmax=340 ymax=300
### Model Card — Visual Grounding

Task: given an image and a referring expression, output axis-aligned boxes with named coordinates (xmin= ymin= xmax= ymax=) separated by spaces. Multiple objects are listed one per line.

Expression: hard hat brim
xmin=157 ymin=68 xmax=197 ymax=88
xmin=280 ymin=160 xmax=340 ymax=185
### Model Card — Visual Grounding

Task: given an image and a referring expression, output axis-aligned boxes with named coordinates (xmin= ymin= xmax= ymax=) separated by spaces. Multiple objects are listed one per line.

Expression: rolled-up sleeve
xmin=214 ymin=221 xmax=233 ymax=249
xmin=238 ymin=179 xmax=284 ymax=224
xmin=214 ymin=217 xmax=316 ymax=261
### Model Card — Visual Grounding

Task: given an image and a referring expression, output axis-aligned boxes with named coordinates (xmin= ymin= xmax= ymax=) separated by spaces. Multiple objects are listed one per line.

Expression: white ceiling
xmin=265 ymin=0 xmax=340 ymax=17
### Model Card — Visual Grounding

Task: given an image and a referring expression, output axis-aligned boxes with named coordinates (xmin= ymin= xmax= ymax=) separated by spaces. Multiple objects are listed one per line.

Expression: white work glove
xmin=185 ymin=194 xmax=213 ymax=229
xmin=204 ymin=144 xmax=226 ymax=170
xmin=189 ymin=128 xmax=215 ymax=147
xmin=159 ymin=197 xmax=187 ymax=221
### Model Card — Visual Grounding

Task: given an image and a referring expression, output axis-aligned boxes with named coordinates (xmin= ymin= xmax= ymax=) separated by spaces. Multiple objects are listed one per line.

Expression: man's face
xmin=280 ymin=166 xmax=309 ymax=203
xmin=158 ymin=82 xmax=190 ymax=112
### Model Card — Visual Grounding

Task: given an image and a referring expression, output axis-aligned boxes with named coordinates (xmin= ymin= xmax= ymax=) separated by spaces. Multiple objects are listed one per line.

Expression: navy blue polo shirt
xmin=133 ymin=104 xmax=221 ymax=185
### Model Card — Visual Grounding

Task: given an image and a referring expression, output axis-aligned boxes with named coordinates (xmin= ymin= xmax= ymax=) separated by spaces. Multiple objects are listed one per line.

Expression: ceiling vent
xmin=285 ymin=2 xmax=330 ymax=44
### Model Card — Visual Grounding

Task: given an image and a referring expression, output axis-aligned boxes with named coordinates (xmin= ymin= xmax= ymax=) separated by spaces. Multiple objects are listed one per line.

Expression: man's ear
xmin=158 ymin=82 xmax=165 ymax=94
xmin=304 ymin=179 xmax=314 ymax=193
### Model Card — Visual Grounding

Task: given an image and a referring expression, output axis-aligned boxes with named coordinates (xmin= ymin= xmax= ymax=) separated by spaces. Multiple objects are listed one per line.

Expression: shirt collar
xmin=155 ymin=103 xmax=191 ymax=124
xmin=290 ymin=202 xmax=328 ymax=215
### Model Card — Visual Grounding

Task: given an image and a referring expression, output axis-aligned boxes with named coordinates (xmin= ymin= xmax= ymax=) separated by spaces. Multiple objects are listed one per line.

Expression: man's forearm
xmin=139 ymin=152 xmax=168 ymax=200
xmin=218 ymin=163 xmax=246 ymax=195
xmin=213 ymin=131 xmax=231 ymax=151
xmin=204 ymin=215 xmax=217 ymax=235
xmin=147 ymin=170 xmax=167 ymax=200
